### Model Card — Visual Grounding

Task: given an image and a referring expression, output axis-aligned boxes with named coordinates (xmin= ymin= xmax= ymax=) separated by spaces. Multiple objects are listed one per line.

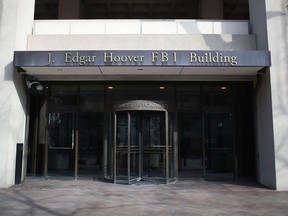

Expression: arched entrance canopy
xmin=113 ymin=100 xmax=168 ymax=112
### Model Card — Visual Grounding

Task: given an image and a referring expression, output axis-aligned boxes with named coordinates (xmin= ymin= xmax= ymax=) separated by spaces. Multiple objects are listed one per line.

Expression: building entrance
xmin=112 ymin=100 xmax=173 ymax=184
xmin=27 ymin=82 xmax=256 ymax=184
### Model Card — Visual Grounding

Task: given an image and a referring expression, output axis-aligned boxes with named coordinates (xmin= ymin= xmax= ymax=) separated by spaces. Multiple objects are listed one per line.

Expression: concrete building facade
xmin=0 ymin=0 xmax=287 ymax=190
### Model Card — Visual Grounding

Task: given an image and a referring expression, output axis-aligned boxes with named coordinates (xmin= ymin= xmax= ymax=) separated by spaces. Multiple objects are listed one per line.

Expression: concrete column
xmin=249 ymin=0 xmax=276 ymax=189
xmin=59 ymin=0 xmax=81 ymax=19
xmin=264 ymin=0 xmax=288 ymax=191
xmin=249 ymin=0 xmax=269 ymax=50
xmin=198 ymin=0 xmax=223 ymax=19
xmin=0 ymin=0 xmax=34 ymax=188
xmin=254 ymin=71 xmax=276 ymax=189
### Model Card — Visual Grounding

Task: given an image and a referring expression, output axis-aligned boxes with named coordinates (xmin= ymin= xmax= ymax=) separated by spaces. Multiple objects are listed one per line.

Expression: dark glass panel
xmin=106 ymin=84 xmax=174 ymax=108
xmin=78 ymin=112 xmax=104 ymax=177
xmin=78 ymin=85 xmax=104 ymax=178
xmin=48 ymin=112 xmax=74 ymax=149
xmin=48 ymin=85 xmax=78 ymax=108
xmin=116 ymin=113 xmax=128 ymax=178
xmin=204 ymin=113 xmax=234 ymax=180
xmin=142 ymin=113 xmax=166 ymax=179
xmin=47 ymin=112 xmax=75 ymax=177
xmin=177 ymin=85 xmax=203 ymax=179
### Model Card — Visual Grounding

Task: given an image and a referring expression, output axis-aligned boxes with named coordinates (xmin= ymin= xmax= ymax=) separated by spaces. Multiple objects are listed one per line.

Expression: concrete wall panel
xmin=265 ymin=0 xmax=288 ymax=191
xmin=27 ymin=34 xmax=256 ymax=51
xmin=0 ymin=0 xmax=33 ymax=188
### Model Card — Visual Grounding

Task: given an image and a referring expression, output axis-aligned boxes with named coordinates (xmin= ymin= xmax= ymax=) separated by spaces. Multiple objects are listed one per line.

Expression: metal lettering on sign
xmin=14 ymin=50 xmax=271 ymax=68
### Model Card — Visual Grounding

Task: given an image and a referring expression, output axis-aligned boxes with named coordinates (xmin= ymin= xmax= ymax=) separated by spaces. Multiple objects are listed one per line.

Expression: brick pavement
xmin=0 ymin=178 xmax=288 ymax=216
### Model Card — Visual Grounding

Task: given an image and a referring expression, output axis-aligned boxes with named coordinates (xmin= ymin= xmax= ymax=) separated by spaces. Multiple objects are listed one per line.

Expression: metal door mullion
xmin=74 ymin=112 xmax=78 ymax=180
xmin=44 ymin=112 xmax=48 ymax=179
xmin=113 ymin=112 xmax=117 ymax=184
xmin=138 ymin=114 xmax=142 ymax=180
xmin=165 ymin=111 xmax=169 ymax=184
xmin=128 ymin=112 xmax=131 ymax=184
xmin=203 ymin=111 xmax=206 ymax=179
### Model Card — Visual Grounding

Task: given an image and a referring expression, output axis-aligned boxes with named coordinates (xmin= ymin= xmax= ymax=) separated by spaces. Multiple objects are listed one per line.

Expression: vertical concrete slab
xmin=254 ymin=72 xmax=276 ymax=189
xmin=0 ymin=0 xmax=34 ymax=188
xmin=265 ymin=0 xmax=288 ymax=191
xmin=249 ymin=0 xmax=276 ymax=189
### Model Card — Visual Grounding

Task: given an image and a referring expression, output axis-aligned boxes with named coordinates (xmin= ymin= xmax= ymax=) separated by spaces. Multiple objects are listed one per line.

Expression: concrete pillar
xmin=198 ymin=0 xmax=223 ymax=19
xmin=249 ymin=0 xmax=269 ymax=50
xmin=0 ymin=0 xmax=34 ymax=188
xmin=264 ymin=0 xmax=288 ymax=191
xmin=249 ymin=0 xmax=276 ymax=189
xmin=254 ymin=71 xmax=276 ymax=189
xmin=59 ymin=0 xmax=81 ymax=19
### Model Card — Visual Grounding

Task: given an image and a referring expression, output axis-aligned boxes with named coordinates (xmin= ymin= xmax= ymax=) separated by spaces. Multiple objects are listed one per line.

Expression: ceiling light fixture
xmin=220 ymin=86 xmax=227 ymax=90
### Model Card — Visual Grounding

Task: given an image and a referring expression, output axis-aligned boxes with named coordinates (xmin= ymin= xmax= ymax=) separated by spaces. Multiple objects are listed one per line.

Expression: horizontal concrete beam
xmin=27 ymin=34 xmax=256 ymax=51
xmin=33 ymin=20 xmax=249 ymax=35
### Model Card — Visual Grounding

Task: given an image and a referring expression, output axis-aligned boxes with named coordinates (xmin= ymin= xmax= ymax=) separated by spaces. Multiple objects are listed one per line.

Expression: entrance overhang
xmin=14 ymin=50 xmax=271 ymax=80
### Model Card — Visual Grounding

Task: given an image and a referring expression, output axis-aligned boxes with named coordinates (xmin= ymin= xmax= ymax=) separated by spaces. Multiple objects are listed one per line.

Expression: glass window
xmin=203 ymin=84 xmax=231 ymax=108
xmin=34 ymin=0 xmax=249 ymax=20
xmin=177 ymin=84 xmax=203 ymax=178
xmin=106 ymin=83 xmax=174 ymax=109
xmin=48 ymin=85 xmax=78 ymax=108
xmin=48 ymin=112 xmax=74 ymax=149
xmin=80 ymin=85 xmax=104 ymax=112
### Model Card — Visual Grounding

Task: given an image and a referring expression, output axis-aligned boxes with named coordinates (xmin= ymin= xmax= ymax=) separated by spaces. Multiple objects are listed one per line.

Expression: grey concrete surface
xmin=0 ymin=178 xmax=288 ymax=216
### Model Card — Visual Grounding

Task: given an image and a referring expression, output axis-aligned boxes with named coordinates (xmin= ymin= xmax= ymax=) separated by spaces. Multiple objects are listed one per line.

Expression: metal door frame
xmin=45 ymin=110 xmax=78 ymax=179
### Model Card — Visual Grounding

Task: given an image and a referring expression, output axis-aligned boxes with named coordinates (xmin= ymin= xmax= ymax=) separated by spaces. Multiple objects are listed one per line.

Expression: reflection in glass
xmin=48 ymin=112 xmax=74 ymax=149
xmin=142 ymin=114 xmax=165 ymax=179
xmin=204 ymin=113 xmax=234 ymax=180
xmin=116 ymin=113 xmax=128 ymax=178
xmin=47 ymin=112 xmax=75 ymax=177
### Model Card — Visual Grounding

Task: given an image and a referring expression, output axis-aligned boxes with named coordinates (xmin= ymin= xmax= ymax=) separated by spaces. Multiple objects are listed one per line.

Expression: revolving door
xmin=113 ymin=100 xmax=173 ymax=184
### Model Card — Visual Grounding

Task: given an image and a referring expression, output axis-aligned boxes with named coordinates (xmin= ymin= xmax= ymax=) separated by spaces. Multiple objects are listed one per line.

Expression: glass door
xmin=47 ymin=111 xmax=75 ymax=178
xmin=47 ymin=112 xmax=104 ymax=179
xmin=204 ymin=112 xmax=235 ymax=180
xmin=114 ymin=110 xmax=169 ymax=184
xmin=114 ymin=112 xmax=131 ymax=183
xmin=141 ymin=113 xmax=166 ymax=182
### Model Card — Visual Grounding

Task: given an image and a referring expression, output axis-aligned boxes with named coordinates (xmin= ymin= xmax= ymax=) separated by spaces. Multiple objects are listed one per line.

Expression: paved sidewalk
xmin=0 ymin=178 xmax=288 ymax=216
